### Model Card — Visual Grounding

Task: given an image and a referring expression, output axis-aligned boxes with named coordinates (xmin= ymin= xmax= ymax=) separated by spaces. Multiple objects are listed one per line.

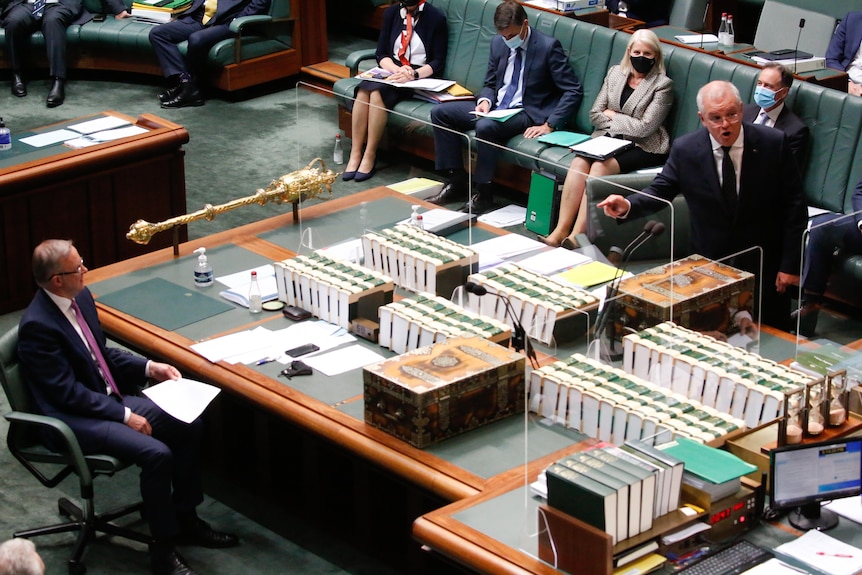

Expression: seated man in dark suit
xmin=18 ymin=239 xmax=239 ymax=575
xmin=826 ymin=11 xmax=862 ymax=96
xmin=427 ymin=0 xmax=583 ymax=215
xmin=1 ymin=0 xmax=81 ymax=106
xmin=795 ymin=179 xmax=862 ymax=336
xmin=742 ymin=63 xmax=808 ymax=170
xmin=599 ymin=81 xmax=808 ymax=331
xmin=149 ymin=0 xmax=271 ymax=108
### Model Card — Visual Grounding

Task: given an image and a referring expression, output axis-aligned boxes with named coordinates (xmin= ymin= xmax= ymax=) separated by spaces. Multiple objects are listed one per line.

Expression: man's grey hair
xmin=32 ymin=239 xmax=74 ymax=287
xmin=696 ymin=81 xmax=742 ymax=114
xmin=0 ymin=539 xmax=44 ymax=575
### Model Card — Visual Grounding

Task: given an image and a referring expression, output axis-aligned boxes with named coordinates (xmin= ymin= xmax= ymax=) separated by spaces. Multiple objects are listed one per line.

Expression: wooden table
xmin=0 ymin=111 xmax=188 ymax=314
xmin=85 ymin=186 xmax=605 ymax=571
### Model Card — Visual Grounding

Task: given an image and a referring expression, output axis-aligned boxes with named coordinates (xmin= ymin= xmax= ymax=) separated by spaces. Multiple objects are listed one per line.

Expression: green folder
xmin=657 ymin=436 xmax=756 ymax=484
xmin=536 ymin=130 xmax=591 ymax=147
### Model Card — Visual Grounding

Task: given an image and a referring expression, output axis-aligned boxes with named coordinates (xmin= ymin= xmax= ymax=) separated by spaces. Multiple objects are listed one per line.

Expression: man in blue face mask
xmin=427 ymin=0 xmax=583 ymax=215
xmin=742 ymin=63 xmax=808 ymax=170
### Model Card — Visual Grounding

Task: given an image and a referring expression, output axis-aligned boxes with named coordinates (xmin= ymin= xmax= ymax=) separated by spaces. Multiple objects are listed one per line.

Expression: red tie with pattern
xmin=397 ymin=11 xmax=414 ymax=66
xmin=71 ymin=298 xmax=122 ymax=398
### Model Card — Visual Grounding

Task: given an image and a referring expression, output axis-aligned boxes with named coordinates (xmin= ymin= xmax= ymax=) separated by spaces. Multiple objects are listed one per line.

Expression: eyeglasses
xmin=704 ymin=112 xmax=742 ymax=126
xmin=52 ymin=259 xmax=85 ymax=278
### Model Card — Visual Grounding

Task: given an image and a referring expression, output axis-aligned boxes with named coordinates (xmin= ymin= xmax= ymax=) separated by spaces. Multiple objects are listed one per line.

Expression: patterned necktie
xmin=70 ymin=299 xmax=122 ymax=398
xmin=201 ymin=0 xmax=217 ymax=25
xmin=757 ymin=110 xmax=769 ymax=125
xmin=397 ymin=11 xmax=414 ymax=66
xmin=32 ymin=0 xmax=46 ymax=19
xmin=498 ymin=47 xmax=522 ymax=110
xmin=721 ymin=146 xmax=738 ymax=213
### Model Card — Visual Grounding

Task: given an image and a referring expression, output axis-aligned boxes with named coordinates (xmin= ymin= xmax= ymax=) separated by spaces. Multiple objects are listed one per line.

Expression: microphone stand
xmin=792 ymin=18 xmax=805 ymax=74
xmin=465 ymin=282 xmax=539 ymax=369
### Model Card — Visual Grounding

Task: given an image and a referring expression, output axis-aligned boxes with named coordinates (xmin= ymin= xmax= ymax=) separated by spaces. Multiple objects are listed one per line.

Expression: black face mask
xmin=400 ymin=0 xmax=420 ymax=7
xmin=630 ymin=55 xmax=655 ymax=74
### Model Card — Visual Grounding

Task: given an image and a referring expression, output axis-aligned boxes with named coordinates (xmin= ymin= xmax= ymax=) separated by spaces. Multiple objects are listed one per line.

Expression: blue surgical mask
xmin=504 ymin=24 xmax=525 ymax=50
xmin=753 ymin=85 xmax=777 ymax=109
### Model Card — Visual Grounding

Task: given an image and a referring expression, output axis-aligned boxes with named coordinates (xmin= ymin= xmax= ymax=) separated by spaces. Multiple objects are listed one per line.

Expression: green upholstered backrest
xmin=0 ymin=326 xmax=32 ymax=415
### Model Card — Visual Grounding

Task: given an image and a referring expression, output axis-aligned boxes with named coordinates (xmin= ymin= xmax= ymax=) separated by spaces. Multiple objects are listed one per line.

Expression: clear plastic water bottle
xmin=248 ymin=270 xmax=262 ymax=313
xmin=726 ymin=15 xmax=735 ymax=47
xmin=409 ymin=205 xmax=421 ymax=227
xmin=718 ymin=13 xmax=729 ymax=47
xmin=0 ymin=118 xmax=10 ymax=151
xmin=333 ymin=134 xmax=344 ymax=165
xmin=415 ymin=214 xmax=424 ymax=231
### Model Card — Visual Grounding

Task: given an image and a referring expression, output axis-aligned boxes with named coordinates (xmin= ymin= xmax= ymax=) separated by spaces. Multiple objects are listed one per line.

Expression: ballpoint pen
xmin=256 ymin=357 xmax=276 ymax=366
xmin=816 ymin=552 xmax=854 ymax=558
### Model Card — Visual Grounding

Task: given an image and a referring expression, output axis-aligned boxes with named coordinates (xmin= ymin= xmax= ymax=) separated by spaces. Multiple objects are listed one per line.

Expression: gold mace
xmin=127 ymin=158 xmax=339 ymax=245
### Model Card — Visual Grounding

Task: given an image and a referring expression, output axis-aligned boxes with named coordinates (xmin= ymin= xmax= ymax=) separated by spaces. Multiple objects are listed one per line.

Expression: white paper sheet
xmin=674 ymin=34 xmax=719 ymax=44
xmin=741 ymin=558 xmax=812 ymax=574
xmin=775 ymin=530 xmax=862 ymax=575
xmin=20 ymin=129 xmax=80 ymax=147
xmin=142 ymin=377 xmax=221 ymax=423
xmin=67 ymin=115 xmax=131 ymax=134
xmin=518 ymin=247 xmax=591 ymax=276
xmin=477 ymin=204 xmax=527 ymax=227
xmin=301 ymin=345 xmax=386 ymax=376
xmin=470 ymin=233 xmax=545 ymax=259
xmin=825 ymin=496 xmax=862 ymax=525
xmin=217 ymin=264 xmax=276 ymax=289
xmin=191 ymin=326 xmax=274 ymax=363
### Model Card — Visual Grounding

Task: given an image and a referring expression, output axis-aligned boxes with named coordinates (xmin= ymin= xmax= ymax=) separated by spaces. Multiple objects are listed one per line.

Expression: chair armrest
xmin=5 ymin=411 xmax=94 ymax=488
xmin=346 ymin=49 xmax=378 ymax=77
xmin=229 ymin=14 xmax=272 ymax=33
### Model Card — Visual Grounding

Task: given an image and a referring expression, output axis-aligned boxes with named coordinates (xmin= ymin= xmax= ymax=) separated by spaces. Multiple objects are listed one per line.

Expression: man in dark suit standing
xmin=18 ymin=239 xmax=239 ymax=575
xmin=427 ymin=0 xmax=583 ymax=214
xmin=599 ymin=81 xmax=807 ymax=330
xmin=1 ymin=0 xmax=81 ymax=106
xmin=742 ymin=63 xmax=808 ymax=169
xmin=149 ymin=0 xmax=270 ymax=108
xmin=826 ymin=11 xmax=862 ymax=97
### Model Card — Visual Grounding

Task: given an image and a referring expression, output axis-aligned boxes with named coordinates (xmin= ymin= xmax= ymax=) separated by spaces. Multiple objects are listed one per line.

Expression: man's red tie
xmin=71 ymin=298 xmax=122 ymax=398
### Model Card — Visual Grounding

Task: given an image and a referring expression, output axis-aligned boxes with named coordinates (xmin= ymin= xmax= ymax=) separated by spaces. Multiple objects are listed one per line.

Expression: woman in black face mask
xmin=343 ymin=0 xmax=448 ymax=183
xmin=540 ymin=29 xmax=673 ymax=249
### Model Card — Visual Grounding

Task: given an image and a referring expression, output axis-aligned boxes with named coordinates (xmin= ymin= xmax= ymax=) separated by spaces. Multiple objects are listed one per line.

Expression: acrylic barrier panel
xmin=793 ymin=208 xmax=862 ymax=412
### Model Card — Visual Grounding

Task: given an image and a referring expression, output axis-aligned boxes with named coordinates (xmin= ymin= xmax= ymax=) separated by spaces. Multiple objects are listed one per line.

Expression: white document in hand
xmin=470 ymin=108 xmax=523 ymax=121
xmin=142 ymin=378 xmax=221 ymax=423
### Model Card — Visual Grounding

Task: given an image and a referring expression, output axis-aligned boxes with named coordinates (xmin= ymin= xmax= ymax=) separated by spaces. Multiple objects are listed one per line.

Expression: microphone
xmin=699 ymin=0 xmax=710 ymax=51
xmin=792 ymin=18 xmax=805 ymax=74
xmin=465 ymin=281 xmax=538 ymax=368
xmin=592 ymin=220 xmax=665 ymax=359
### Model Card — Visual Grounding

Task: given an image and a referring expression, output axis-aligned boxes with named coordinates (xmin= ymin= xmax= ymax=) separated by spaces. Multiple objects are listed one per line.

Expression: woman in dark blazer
xmin=344 ymin=0 xmax=447 ymax=182
xmin=541 ymin=29 xmax=673 ymax=248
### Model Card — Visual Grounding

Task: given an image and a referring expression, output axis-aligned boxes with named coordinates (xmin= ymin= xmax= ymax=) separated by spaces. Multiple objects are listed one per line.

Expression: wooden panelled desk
xmin=85 ymin=186 xmax=599 ymax=572
xmin=651 ymin=25 xmax=849 ymax=92
xmin=0 ymin=111 xmax=188 ymax=314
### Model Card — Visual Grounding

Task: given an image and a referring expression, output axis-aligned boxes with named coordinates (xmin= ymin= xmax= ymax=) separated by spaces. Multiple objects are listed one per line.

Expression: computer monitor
xmin=769 ymin=436 xmax=862 ymax=531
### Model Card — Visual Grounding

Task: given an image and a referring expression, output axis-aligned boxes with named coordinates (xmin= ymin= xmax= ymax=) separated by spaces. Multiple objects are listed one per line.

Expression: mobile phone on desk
xmin=285 ymin=343 xmax=319 ymax=358
xmin=282 ymin=305 xmax=311 ymax=321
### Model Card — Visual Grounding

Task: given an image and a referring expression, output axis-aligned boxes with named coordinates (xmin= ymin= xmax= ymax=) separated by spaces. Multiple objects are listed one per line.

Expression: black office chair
xmin=0 ymin=326 xmax=151 ymax=575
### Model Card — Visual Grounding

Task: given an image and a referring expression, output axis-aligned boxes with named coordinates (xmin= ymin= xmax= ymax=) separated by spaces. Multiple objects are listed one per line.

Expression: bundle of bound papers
xmin=361 ymin=224 xmax=477 ymax=295
xmin=465 ymin=262 xmax=598 ymax=344
xmin=621 ymin=322 xmax=815 ymax=428
xmin=378 ymin=292 xmax=511 ymax=354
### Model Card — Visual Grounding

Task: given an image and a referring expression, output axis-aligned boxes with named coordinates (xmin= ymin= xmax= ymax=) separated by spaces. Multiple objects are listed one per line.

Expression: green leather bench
xmin=0 ymin=0 xmax=299 ymax=91
xmin=333 ymin=0 xmax=862 ymax=289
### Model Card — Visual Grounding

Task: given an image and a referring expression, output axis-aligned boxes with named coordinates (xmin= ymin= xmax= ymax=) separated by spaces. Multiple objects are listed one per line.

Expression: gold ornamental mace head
xmin=126 ymin=158 xmax=339 ymax=245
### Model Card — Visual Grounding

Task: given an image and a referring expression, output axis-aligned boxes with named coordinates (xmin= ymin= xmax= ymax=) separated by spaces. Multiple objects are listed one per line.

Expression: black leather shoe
xmin=11 ymin=73 xmax=26 ymax=97
xmin=151 ymin=549 xmax=199 ymax=575
xmin=161 ymin=84 xmax=205 ymax=109
xmin=459 ymin=192 xmax=495 ymax=215
xmin=159 ymin=82 xmax=183 ymax=103
xmin=46 ymin=77 xmax=64 ymax=107
xmin=176 ymin=519 xmax=239 ymax=549
xmin=427 ymin=180 xmax=468 ymax=205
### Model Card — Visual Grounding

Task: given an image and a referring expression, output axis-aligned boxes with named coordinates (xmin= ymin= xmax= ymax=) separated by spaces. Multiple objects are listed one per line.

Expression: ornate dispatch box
xmin=363 ymin=336 xmax=525 ymax=448
xmin=615 ymin=255 xmax=755 ymax=337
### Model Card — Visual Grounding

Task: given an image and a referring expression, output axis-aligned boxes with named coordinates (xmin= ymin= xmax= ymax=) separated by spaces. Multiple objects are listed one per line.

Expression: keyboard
xmin=677 ymin=540 xmax=773 ymax=575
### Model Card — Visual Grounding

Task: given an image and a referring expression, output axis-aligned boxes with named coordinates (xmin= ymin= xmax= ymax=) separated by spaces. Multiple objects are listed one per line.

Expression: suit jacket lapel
xmin=620 ymin=72 xmax=655 ymax=116
xmin=738 ymin=128 xmax=760 ymax=216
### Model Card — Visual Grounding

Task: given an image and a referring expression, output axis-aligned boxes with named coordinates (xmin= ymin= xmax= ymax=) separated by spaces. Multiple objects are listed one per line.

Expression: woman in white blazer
xmin=540 ymin=29 xmax=673 ymax=248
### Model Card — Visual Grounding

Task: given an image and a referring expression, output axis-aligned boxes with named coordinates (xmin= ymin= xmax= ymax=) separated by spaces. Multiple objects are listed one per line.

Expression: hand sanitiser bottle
xmin=193 ymin=247 xmax=213 ymax=287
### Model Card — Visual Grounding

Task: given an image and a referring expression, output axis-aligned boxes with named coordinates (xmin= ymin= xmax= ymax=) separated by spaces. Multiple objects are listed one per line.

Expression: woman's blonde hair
xmin=618 ymin=29 xmax=665 ymax=76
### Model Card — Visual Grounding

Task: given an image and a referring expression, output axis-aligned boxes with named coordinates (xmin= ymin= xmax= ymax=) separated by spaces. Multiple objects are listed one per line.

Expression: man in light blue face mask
xmin=742 ymin=63 xmax=808 ymax=169
xmin=428 ymin=0 xmax=583 ymax=215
